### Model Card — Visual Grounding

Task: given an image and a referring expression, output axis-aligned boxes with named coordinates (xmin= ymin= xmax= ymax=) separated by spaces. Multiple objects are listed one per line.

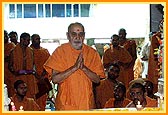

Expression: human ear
xmin=66 ymin=32 xmax=70 ymax=40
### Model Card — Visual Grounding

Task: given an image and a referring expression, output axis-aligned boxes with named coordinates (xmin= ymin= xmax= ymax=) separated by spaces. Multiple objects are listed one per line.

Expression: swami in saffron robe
xmin=119 ymin=40 xmax=137 ymax=91
xmin=44 ymin=43 xmax=105 ymax=110
xmin=9 ymin=44 xmax=38 ymax=99
xmin=102 ymin=45 xmax=132 ymax=90
xmin=104 ymin=98 xmax=131 ymax=108
xmin=30 ymin=45 xmax=50 ymax=111
xmin=95 ymin=79 xmax=120 ymax=109
xmin=10 ymin=94 xmax=40 ymax=111
xmin=4 ymin=42 xmax=15 ymax=97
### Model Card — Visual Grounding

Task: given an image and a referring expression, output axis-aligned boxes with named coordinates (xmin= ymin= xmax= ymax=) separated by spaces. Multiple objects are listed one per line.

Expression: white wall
xmin=4 ymin=4 xmax=150 ymax=39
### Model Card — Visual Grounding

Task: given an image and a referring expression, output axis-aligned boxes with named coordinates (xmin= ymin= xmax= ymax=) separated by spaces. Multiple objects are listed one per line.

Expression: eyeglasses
xmin=130 ymin=92 xmax=143 ymax=97
xmin=69 ymin=32 xmax=85 ymax=37
xmin=145 ymin=86 xmax=152 ymax=89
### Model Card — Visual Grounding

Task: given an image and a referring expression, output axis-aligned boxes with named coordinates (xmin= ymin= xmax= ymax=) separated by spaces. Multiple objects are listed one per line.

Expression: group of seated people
xmin=94 ymin=63 xmax=158 ymax=109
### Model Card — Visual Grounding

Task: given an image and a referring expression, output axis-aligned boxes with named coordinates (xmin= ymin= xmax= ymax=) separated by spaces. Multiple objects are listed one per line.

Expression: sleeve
xmin=120 ymin=47 xmax=133 ymax=64
xmin=90 ymin=50 xmax=106 ymax=79
xmin=104 ymin=98 xmax=114 ymax=108
xmin=43 ymin=47 xmax=63 ymax=75
xmin=102 ymin=49 xmax=112 ymax=68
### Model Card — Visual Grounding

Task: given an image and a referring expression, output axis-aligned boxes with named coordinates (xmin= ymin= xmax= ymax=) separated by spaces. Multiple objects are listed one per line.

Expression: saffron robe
xmin=30 ymin=45 xmax=50 ymax=111
xmin=10 ymin=94 xmax=40 ymax=111
xmin=102 ymin=45 xmax=132 ymax=89
xmin=145 ymin=96 xmax=158 ymax=107
xmin=126 ymin=96 xmax=157 ymax=108
xmin=104 ymin=98 xmax=131 ymax=108
xmin=119 ymin=40 xmax=137 ymax=90
xmin=44 ymin=43 xmax=105 ymax=110
xmin=10 ymin=44 xmax=38 ymax=98
xmin=4 ymin=42 xmax=15 ymax=97
xmin=95 ymin=79 xmax=120 ymax=109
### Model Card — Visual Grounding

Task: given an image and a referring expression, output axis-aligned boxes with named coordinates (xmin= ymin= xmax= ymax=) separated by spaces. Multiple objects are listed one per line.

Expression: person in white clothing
xmin=141 ymin=32 xmax=155 ymax=78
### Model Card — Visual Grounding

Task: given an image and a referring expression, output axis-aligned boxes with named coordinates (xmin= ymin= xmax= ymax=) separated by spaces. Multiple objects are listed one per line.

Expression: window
xmin=66 ymin=4 xmax=72 ymax=17
xmin=17 ymin=4 xmax=22 ymax=18
xmin=81 ymin=4 xmax=90 ymax=17
xmin=73 ymin=4 xmax=79 ymax=17
xmin=24 ymin=4 xmax=36 ymax=18
xmin=9 ymin=4 xmax=15 ymax=18
xmin=38 ymin=4 xmax=44 ymax=18
xmin=8 ymin=3 xmax=92 ymax=19
xmin=52 ymin=4 xmax=65 ymax=17
xmin=45 ymin=4 xmax=51 ymax=17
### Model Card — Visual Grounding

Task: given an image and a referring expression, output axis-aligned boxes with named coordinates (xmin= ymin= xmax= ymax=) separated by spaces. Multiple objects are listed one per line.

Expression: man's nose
xmin=74 ymin=34 xmax=81 ymax=39
xmin=134 ymin=94 xmax=139 ymax=98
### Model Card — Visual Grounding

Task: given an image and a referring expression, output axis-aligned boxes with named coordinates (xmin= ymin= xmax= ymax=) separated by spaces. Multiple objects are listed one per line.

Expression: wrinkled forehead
xmin=69 ymin=25 xmax=84 ymax=32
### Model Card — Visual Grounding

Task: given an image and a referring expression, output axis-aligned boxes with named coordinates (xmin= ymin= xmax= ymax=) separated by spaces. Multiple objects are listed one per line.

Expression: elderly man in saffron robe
xmin=44 ymin=22 xmax=106 ymax=110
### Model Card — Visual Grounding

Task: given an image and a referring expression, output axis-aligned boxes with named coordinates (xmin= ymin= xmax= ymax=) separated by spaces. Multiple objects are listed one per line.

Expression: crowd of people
xmin=4 ymin=21 xmax=163 ymax=111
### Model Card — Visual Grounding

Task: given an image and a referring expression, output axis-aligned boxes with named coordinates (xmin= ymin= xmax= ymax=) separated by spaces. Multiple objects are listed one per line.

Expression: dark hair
xmin=115 ymin=82 xmax=126 ymax=94
xmin=130 ymin=82 xmax=146 ymax=93
xmin=4 ymin=30 xmax=8 ymax=35
xmin=107 ymin=62 xmax=120 ymax=72
xmin=20 ymin=32 xmax=30 ymax=40
xmin=144 ymin=80 xmax=154 ymax=89
xmin=14 ymin=80 xmax=25 ymax=89
xmin=119 ymin=28 xmax=126 ymax=33
xmin=9 ymin=31 xmax=18 ymax=37
xmin=31 ymin=34 xmax=40 ymax=41
xmin=111 ymin=34 xmax=119 ymax=39
xmin=68 ymin=22 xmax=85 ymax=32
